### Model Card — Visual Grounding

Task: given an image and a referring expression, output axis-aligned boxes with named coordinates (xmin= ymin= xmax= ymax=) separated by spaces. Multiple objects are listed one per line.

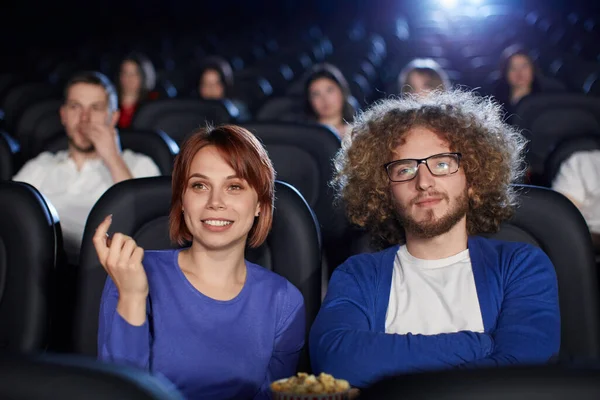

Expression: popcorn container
xmin=270 ymin=378 xmax=351 ymax=400
xmin=271 ymin=390 xmax=351 ymax=400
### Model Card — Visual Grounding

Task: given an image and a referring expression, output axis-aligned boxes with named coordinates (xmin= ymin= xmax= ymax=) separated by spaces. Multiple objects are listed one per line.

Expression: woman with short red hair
xmin=93 ymin=125 xmax=305 ymax=399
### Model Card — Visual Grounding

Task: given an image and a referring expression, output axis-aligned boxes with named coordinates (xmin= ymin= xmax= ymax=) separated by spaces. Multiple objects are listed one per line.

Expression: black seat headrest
xmin=0 ymin=181 xmax=63 ymax=353
xmin=544 ymin=134 xmax=600 ymax=186
xmin=0 ymin=354 xmax=185 ymax=400
xmin=73 ymin=177 xmax=322 ymax=373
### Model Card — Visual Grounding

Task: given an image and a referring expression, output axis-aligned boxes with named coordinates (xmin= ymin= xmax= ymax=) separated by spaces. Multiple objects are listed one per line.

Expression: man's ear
xmin=109 ymin=109 xmax=120 ymax=128
xmin=59 ymin=104 xmax=67 ymax=126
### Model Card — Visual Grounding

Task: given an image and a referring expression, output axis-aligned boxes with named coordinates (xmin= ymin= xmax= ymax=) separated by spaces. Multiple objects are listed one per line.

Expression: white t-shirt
xmin=552 ymin=150 xmax=600 ymax=234
xmin=13 ymin=150 xmax=160 ymax=261
xmin=385 ymin=245 xmax=484 ymax=335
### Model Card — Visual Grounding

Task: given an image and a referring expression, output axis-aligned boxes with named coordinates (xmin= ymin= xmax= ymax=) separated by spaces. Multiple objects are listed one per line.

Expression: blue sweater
xmin=98 ymin=249 xmax=306 ymax=400
xmin=310 ymin=236 xmax=560 ymax=388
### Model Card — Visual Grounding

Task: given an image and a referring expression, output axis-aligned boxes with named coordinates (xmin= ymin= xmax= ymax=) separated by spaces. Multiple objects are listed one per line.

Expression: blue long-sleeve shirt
xmin=98 ymin=249 xmax=305 ymax=399
xmin=310 ymin=236 xmax=560 ymax=388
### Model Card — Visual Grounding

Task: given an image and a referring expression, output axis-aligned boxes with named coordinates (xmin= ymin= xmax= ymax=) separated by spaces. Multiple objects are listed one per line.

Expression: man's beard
xmin=395 ymin=188 xmax=469 ymax=239
xmin=68 ymin=137 xmax=95 ymax=154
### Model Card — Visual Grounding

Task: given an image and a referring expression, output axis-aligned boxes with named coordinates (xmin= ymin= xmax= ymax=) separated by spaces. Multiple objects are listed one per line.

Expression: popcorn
xmin=271 ymin=372 xmax=351 ymax=395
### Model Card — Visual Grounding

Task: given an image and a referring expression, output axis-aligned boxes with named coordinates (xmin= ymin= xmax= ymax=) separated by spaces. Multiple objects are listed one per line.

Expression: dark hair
xmin=169 ymin=124 xmax=275 ymax=248
xmin=197 ymin=56 xmax=234 ymax=98
xmin=332 ymin=88 xmax=527 ymax=248
xmin=63 ymin=71 xmax=118 ymax=113
xmin=118 ymin=52 xmax=156 ymax=101
xmin=303 ymin=63 xmax=355 ymax=123
xmin=494 ymin=44 xmax=541 ymax=107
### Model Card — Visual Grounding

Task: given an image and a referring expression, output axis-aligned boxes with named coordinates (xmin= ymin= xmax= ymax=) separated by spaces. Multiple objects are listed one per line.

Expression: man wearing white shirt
xmin=552 ymin=150 xmax=600 ymax=252
xmin=310 ymin=89 xmax=560 ymax=388
xmin=13 ymin=71 xmax=160 ymax=262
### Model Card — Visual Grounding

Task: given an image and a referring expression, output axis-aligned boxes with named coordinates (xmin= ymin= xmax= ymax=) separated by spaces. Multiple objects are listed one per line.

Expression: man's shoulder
xmin=471 ymin=236 xmax=550 ymax=272
xmin=24 ymin=151 xmax=65 ymax=166
xmin=121 ymin=149 xmax=154 ymax=165
xmin=121 ymin=150 xmax=160 ymax=176
xmin=472 ymin=235 xmax=541 ymax=255
xmin=13 ymin=151 xmax=66 ymax=180
xmin=337 ymin=245 xmax=399 ymax=278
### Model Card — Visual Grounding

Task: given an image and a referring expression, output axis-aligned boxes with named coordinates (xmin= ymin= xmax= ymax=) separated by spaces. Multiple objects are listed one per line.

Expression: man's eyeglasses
xmin=383 ymin=153 xmax=462 ymax=182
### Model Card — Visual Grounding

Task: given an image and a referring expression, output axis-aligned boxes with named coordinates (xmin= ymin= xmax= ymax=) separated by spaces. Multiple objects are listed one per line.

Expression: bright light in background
xmin=440 ymin=0 xmax=459 ymax=8
xmin=438 ymin=0 xmax=485 ymax=8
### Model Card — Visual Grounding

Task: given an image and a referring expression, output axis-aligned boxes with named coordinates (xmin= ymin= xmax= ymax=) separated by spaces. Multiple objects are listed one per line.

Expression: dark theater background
xmin=1 ymin=0 xmax=600 ymax=399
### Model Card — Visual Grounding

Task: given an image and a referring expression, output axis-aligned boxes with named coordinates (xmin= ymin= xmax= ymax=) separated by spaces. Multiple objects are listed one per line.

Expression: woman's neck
xmin=319 ymin=115 xmax=343 ymax=127
xmin=180 ymin=241 xmax=247 ymax=286
xmin=510 ymin=86 xmax=531 ymax=104
xmin=121 ymin=93 xmax=139 ymax=106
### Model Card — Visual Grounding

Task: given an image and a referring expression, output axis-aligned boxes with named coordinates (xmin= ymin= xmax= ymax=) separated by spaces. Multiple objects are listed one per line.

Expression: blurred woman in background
xmin=197 ymin=56 xmax=234 ymax=100
xmin=398 ymin=58 xmax=450 ymax=96
xmin=117 ymin=52 xmax=157 ymax=129
xmin=304 ymin=63 xmax=355 ymax=139
xmin=197 ymin=56 xmax=251 ymax=120
xmin=493 ymin=45 xmax=542 ymax=116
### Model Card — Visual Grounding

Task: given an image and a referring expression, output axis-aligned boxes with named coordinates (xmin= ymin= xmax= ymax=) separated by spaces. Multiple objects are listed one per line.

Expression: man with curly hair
xmin=309 ymin=89 xmax=560 ymax=388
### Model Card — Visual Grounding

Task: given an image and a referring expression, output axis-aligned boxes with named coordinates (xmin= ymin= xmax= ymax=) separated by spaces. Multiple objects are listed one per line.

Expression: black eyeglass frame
xmin=383 ymin=152 xmax=463 ymax=182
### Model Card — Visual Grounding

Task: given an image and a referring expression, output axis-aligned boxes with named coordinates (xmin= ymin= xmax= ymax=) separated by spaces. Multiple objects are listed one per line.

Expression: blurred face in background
xmin=119 ymin=60 xmax=143 ymax=96
xmin=308 ymin=77 xmax=344 ymax=120
xmin=506 ymin=54 xmax=534 ymax=90
xmin=60 ymin=83 xmax=118 ymax=153
xmin=406 ymin=71 xmax=439 ymax=96
xmin=199 ymin=69 xmax=225 ymax=99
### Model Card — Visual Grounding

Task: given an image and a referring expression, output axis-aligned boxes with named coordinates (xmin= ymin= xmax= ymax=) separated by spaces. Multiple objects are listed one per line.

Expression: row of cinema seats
xmin=4 ymin=89 xmax=600 ymax=192
xmin=0 ymin=121 xmax=354 ymax=278
xmin=3 ymin=7 xmax=598 ymax=120
xmin=1 ymin=174 xmax=599 ymax=360
xmin=3 ymin=357 xmax=600 ymax=399
xmin=1 ymin=176 xmax=600 ymax=397
xmin=509 ymin=93 xmax=600 ymax=185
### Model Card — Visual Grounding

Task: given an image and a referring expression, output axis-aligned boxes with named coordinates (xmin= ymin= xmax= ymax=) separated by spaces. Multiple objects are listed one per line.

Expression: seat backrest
xmin=72 ymin=177 xmax=321 ymax=370
xmin=544 ymin=134 xmax=600 ymax=186
xmin=131 ymin=99 xmax=239 ymax=143
xmin=0 ymin=354 xmax=185 ymax=400
xmin=256 ymin=96 xmax=305 ymax=122
xmin=361 ymin=365 xmax=600 ymax=400
xmin=42 ymin=129 xmax=180 ymax=175
xmin=0 ymin=83 xmax=59 ymax=132
xmin=0 ymin=181 xmax=64 ymax=353
xmin=241 ymin=122 xmax=352 ymax=271
xmin=349 ymin=185 xmax=600 ymax=360
xmin=512 ymin=94 xmax=600 ymax=178
xmin=0 ymin=131 xmax=19 ymax=180
xmin=14 ymin=99 xmax=62 ymax=160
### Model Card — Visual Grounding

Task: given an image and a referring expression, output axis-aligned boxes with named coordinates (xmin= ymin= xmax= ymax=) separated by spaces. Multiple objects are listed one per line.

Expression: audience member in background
xmin=304 ymin=63 xmax=355 ymax=140
xmin=398 ymin=58 xmax=451 ymax=96
xmin=95 ymin=125 xmax=305 ymax=399
xmin=310 ymin=89 xmax=560 ymax=388
xmin=552 ymin=150 xmax=600 ymax=252
xmin=13 ymin=72 xmax=160 ymax=262
xmin=197 ymin=56 xmax=251 ymax=121
xmin=117 ymin=53 xmax=157 ymax=129
xmin=493 ymin=45 xmax=543 ymax=119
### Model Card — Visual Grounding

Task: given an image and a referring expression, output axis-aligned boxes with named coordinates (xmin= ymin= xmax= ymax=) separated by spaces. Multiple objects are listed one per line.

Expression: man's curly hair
xmin=332 ymin=88 xmax=528 ymax=247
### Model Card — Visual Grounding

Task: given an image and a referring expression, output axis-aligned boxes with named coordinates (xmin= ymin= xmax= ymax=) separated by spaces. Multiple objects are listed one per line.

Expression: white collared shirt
xmin=385 ymin=245 xmax=484 ymax=335
xmin=552 ymin=150 xmax=600 ymax=234
xmin=13 ymin=150 xmax=160 ymax=261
